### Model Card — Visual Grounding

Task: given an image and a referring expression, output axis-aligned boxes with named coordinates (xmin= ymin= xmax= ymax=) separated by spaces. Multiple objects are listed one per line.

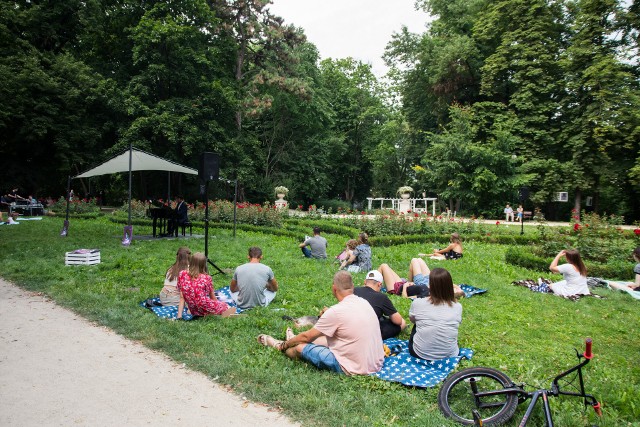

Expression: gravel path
xmin=0 ymin=278 xmax=297 ymax=427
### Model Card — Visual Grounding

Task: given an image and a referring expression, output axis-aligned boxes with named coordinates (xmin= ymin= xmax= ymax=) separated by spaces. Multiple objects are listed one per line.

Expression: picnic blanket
xmin=606 ymin=281 xmax=640 ymax=300
xmin=382 ymin=283 xmax=487 ymax=298
xmin=139 ymin=286 xmax=242 ymax=320
xmin=512 ymin=278 xmax=605 ymax=301
xmin=458 ymin=284 xmax=488 ymax=298
xmin=372 ymin=338 xmax=473 ymax=388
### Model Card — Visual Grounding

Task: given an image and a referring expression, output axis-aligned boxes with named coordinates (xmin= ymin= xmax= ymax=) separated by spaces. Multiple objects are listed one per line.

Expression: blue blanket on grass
xmin=458 ymin=284 xmax=488 ymax=298
xmin=372 ymin=338 xmax=473 ymax=388
xmin=139 ymin=286 xmax=242 ymax=320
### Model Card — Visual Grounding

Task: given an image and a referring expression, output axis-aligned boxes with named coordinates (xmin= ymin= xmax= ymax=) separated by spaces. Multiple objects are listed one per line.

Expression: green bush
xmin=113 ymin=199 xmax=287 ymax=228
xmin=48 ymin=196 xmax=101 ymax=215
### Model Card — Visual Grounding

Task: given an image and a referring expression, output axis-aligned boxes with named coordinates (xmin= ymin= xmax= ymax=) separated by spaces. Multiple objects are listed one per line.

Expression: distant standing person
xmin=340 ymin=232 xmax=372 ymax=273
xmin=354 ymin=270 xmax=407 ymax=339
xmin=548 ymin=249 xmax=590 ymax=297
xmin=299 ymin=227 xmax=328 ymax=259
xmin=424 ymin=233 xmax=463 ymax=260
xmin=504 ymin=204 xmax=514 ymax=222
xmin=230 ymin=247 xmax=278 ymax=310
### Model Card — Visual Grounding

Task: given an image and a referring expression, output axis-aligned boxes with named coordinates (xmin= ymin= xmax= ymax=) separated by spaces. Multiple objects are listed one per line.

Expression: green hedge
xmin=108 ymin=216 xmax=300 ymax=239
xmin=283 ymin=218 xmax=361 ymax=236
xmin=370 ymin=233 xmax=537 ymax=247
xmin=49 ymin=212 xmax=103 ymax=219
xmin=505 ymin=247 xmax=632 ymax=279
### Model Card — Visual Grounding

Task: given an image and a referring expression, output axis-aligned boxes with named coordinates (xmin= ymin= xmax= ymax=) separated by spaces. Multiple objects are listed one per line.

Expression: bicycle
xmin=438 ymin=338 xmax=602 ymax=426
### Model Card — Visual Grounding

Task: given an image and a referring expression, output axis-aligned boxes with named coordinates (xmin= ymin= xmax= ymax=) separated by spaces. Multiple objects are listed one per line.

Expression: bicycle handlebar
xmin=584 ymin=338 xmax=593 ymax=360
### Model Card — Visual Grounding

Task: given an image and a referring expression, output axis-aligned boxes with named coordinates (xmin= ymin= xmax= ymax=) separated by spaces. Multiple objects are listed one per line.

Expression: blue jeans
xmin=300 ymin=344 xmax=344 ymax=374
xmin=301 ymin=246 xmax=312 ymax=258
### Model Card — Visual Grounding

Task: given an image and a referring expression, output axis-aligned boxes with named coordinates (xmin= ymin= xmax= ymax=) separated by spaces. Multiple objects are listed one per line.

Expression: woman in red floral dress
xmin=177 ymin=252 xmax=235 ymax=318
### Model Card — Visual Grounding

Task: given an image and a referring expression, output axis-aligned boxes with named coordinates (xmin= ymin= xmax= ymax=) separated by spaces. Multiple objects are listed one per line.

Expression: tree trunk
xmin=573 ymin=188 xmax=582 ymax=221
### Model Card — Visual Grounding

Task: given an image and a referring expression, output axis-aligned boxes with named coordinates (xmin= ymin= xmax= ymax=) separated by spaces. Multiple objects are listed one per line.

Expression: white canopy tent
xmin=67 ymin=148 xmax=198 ymax=243
xmin=75 ymin=148 xmax=198 ymax=178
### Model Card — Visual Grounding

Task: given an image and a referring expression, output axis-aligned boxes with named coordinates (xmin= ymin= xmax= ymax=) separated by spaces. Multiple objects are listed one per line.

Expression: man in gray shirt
xmin=230 ymin=247 xmax=278 ymax=309
xmin=299 ymin=227 xmax=328 ymax=259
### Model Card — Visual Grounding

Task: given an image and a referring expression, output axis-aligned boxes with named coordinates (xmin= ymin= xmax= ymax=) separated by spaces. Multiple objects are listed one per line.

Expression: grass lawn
xmin=0 ymin=217 xmax=638 ymax=426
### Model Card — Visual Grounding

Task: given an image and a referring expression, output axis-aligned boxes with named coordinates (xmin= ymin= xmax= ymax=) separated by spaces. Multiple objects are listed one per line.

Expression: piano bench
xmin=177 ymin=221 xmax=192 ymax=237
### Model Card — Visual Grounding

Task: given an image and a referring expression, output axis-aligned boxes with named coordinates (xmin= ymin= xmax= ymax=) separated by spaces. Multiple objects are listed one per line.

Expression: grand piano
xmin=148 ymin=206 xmax=175 ymax=237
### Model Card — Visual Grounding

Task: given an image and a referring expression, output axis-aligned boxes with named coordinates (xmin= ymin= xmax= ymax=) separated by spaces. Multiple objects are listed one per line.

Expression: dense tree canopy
xmin=1 ymin=0 xmax=639 ymax=220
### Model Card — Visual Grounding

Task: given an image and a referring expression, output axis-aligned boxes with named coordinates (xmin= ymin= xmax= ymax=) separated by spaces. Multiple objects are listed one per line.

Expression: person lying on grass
xmin=257 ymin=270 xmax=384 ymax=375
xmin=409 ymin=268 xmax=462 ymax=360
xmin=420 ymin=232 xmax=463 ymax=260
xmin=378 ymin=258 xmax=464 ymax=299
xmin=548 ymin=249 xmax=590 ymax=297
xmin=177 ymin=252 xmax=236 ymax=319
xmin=159 ymin=246 xmax=191 ymax=306
xmin=607 ymin=247 xmax=640 ymax=292
xmin=230 ymin=246 xmax=278 ymax=310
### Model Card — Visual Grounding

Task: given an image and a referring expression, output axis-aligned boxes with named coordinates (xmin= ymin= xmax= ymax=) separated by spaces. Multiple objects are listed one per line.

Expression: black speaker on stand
xmin=199 ymin=152 xmax=224 ymax=275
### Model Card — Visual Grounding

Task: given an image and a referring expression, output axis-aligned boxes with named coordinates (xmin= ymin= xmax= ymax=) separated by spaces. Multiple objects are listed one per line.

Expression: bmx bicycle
xmin=438 ymin=338 xmax=602 ymax=426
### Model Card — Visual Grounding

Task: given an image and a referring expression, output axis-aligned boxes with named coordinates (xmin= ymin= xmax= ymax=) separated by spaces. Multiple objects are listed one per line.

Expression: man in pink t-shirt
xmin=257 ymin=271 xmax=384 ymax=375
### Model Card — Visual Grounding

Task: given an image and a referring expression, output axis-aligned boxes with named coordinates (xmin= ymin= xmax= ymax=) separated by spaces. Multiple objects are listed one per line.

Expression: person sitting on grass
xmin=257 ymin=270 xmax=384 ymax=375
xmin=606 ymin=247 xmax=640 ymax=292
xmin=378 ymin=258 xmax=464 ymax=299
xmin=230 ymin=246 xmax=278 ymax=310
xmin=335 ymin=239 xmax=358 ymax=265
xmin=548 ymin=249 xmax=590 ymax=297
xmin=340 ymin=232 xmax=371 ymax=273
xmin=299 ymin=226 xmax=328 ymax=259
xmin=354 ymin=270 xmax=407 ymax=339
xmin=159 ymin=247 xmax=191 ymax=306
xmin=421 ymin=232 xmax=463 ymax=260
xmin=177 ymin=252 xmax=235 ymax=319
xmin=409 ymin=267 xmax=462 ymax=360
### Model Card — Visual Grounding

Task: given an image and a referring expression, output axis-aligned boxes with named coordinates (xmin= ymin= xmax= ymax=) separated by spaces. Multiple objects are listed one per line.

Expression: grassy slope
xmin=0 ymin=217 xmax=637 ymax=426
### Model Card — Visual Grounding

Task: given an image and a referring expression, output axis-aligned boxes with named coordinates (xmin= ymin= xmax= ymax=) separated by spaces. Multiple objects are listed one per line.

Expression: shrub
xmin=48 ymin=197 xmax=101 ymax=215
xmin=113 ymin=199 xmax=287 ymax=228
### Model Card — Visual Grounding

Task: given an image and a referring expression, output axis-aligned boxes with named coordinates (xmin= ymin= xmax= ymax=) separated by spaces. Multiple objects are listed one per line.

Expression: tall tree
xmin=560 ymin=0 xmax=640 ymax=217
xmin=318 ymin=58 xmax=388 ymax=203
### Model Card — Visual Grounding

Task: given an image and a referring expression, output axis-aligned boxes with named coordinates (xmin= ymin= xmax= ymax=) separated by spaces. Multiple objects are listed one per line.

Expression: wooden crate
xmin=65 ymin=250 xmax=101 ymax=266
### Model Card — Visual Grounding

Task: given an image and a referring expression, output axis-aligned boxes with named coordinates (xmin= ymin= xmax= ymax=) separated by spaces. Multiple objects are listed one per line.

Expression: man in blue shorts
xmin=257 ymin=271 xmax=384 ymax=375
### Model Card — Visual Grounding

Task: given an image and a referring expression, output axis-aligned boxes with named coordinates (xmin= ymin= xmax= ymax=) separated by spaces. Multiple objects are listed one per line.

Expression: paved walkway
xmin=0 ymin=278 xmax=297 ymax=427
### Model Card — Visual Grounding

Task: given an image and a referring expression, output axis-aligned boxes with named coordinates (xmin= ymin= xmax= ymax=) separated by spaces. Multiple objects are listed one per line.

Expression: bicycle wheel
xmin=438 ymin=367 xmax=519 ymax=426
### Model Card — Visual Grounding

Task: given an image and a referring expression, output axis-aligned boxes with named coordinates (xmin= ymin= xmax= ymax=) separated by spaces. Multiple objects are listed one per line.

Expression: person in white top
xmin=548 ymin=249 xmax=590 ymax=297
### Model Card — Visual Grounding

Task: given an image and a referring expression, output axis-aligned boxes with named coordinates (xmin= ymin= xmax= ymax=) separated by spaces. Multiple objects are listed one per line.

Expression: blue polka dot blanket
xmin=372 ymin=338 xmax=473 ymax=388
xmin=458 ymin=284 xmax=488 ymax=298
xmin=139 ymin=286 xmax=242 ymax=320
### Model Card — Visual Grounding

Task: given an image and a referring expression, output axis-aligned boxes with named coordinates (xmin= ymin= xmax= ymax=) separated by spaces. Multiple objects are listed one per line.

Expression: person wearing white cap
xmin=353 ymin=270 xmax=407 ymax=339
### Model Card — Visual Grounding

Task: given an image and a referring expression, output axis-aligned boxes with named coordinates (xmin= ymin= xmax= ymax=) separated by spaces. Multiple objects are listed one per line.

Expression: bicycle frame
xmin=469 ymin=339 xmax=601 ymax=426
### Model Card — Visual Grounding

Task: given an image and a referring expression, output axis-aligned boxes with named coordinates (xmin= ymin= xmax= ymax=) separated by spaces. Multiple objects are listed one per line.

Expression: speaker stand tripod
xmin=201 ymin=180 xmax=225 ymax=275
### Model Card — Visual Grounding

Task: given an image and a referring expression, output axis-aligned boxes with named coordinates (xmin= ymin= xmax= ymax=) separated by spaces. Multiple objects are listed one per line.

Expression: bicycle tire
xmin=438 ymin=367 xmax=519 ymax=426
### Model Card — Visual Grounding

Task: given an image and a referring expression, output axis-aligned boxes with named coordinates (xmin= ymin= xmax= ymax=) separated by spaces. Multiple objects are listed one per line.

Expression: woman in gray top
xmin=409 ymin=268 xmax=462 ymax=360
